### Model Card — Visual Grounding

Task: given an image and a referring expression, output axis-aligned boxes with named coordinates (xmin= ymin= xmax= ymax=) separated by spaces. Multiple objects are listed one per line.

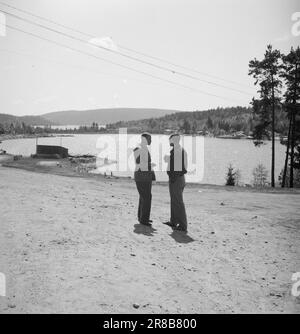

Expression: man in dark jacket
xmin=133 ymin=133 xmax=155 ymax=226
xmin=166 ymin=133 xmax=188 ymax=232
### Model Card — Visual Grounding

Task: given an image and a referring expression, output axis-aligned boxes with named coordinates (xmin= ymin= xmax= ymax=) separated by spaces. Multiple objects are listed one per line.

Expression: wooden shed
xmin=36 ymin=145 xmax=68 ymax=159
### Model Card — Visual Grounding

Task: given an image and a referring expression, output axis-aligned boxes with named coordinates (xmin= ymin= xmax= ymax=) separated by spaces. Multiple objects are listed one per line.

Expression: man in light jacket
xmin=165 ymin=133 xmax=188 ymax=232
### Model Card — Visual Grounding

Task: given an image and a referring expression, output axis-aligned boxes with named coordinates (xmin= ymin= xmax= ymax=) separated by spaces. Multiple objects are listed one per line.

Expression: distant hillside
xmin=107 ymin=106 xmax=288 ymax=136
xmin=0 ymin=113 xmax=53 ymax=126
xmin=42 ymin=108 xmax=181 ymax=125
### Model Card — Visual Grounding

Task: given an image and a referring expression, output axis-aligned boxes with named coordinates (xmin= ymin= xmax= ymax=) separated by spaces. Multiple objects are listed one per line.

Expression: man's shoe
xmin=163 ymin=221 xmax=176 ymax=228
xmin=173 ymin=226 xmax=187 ymax=232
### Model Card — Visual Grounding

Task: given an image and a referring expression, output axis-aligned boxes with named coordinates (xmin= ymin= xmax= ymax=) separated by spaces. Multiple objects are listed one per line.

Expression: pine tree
xmin=281 ymin=47 xmax=300 ymax=188
xmin=252 ymin=164 xmax=269 ymax=187
xmin=206 ymin=116 xmax=213 ymax=129
xmin=181 ymin=119 xmax=191 ymax=134
xmin=249 ymin=45 xmax=282 ymax=187
xmin=225 ymin=164 xmax=236 ymax=186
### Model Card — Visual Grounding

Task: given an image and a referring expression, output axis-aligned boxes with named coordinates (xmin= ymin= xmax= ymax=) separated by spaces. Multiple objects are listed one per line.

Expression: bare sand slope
xmin=0 ymin=167 xmax=299 ymax=313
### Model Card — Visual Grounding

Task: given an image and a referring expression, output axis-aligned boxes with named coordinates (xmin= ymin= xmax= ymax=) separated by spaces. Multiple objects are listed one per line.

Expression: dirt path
xmin=0 ymin=167 xmax=299 ymax=313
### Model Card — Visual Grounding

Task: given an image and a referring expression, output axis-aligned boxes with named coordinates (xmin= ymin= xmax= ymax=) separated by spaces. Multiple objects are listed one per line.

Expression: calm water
xmin=1 ymin=134 xmax=286 ymax=185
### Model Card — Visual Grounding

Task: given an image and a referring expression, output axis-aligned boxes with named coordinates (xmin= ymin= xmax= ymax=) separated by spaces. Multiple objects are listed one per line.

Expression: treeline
xmin=0 ymin=122 xmax=36 ymax=135
xmin=107 ymin=106 xmax=288 ymax=136
xmin=0 ymin=122 xmax=107 ymax=136
xmin=248 ymin=45 xmax=300 ymax=188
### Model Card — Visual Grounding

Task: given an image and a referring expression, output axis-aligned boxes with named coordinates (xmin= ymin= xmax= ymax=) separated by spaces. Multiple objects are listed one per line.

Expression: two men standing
xmin=133 ymin=132 xmax=188 ymax=232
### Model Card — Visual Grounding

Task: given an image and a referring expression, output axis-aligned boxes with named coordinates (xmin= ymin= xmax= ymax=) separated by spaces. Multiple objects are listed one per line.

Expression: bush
xmin=225 ymin=164 xmax=236 ymax=186
xmin=252 ymin=163 xmax=268 ymax=187
xmin=278 ymin=168 xmax=300 ymax=188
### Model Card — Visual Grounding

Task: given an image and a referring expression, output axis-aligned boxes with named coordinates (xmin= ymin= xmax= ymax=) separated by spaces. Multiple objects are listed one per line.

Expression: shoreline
xmin=1 ymin=156 xmax=300 ymax=195
xmin=0 ymin=133 xmax=76 ymax=143
xmin=1 ymin=132 xmax=281 ymax=142
xmin=0 ymin=133 xmax=56 ymax=143
xmin=0 ymin=134 xmax=291 ymax=190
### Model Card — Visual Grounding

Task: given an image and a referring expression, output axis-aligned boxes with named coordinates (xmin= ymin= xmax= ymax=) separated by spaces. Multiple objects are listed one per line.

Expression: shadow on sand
xmin=133 ymin=223 xmax=157 ymax=237
xmin=170 ymin=230 xmax=195 ymax=244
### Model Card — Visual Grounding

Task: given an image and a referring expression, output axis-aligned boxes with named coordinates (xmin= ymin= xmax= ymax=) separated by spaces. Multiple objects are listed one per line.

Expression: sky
xmin=0 ymin=0 xmax=299 ymax=116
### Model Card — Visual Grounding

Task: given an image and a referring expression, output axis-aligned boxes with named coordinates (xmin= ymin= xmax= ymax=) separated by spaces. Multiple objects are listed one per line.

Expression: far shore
xmin=1 ymin=131 xmax=282 ymax=144
xmin=0 ymin=133 xmax=57 ymax=143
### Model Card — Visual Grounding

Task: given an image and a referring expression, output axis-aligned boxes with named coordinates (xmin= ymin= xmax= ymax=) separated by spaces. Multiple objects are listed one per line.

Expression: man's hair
xmin=169 ymin=133 xmax=180 ymax=140
xmin=141 ymin=132 xmax=151 ymax=141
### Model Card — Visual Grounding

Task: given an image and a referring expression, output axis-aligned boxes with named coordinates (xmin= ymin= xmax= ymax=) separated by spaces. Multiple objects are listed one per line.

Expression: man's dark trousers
xmin=169 ymin=175 xmax=187 ymax=230
xmin=136 ymin=181 xmax=152 ymax=224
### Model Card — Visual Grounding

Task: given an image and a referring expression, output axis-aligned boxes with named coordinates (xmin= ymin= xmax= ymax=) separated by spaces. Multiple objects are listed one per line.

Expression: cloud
xmin=89 ymin=36 xmax=118 ymax=51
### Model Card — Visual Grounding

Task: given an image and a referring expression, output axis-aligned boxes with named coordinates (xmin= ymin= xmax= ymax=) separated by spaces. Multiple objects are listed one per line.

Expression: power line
xmin=0 ymin=1 xmax=254 ymax=96
xmin=118 ymin=44 xmax=256 ymax=91
xmin=0 ymin=0 xmax=254 ymax=90
xmin=0 ymin=48 xmax=160 ymax=86
xmin=0 ymin=1 xmax=95 ymax=38
xmin=1 ymin=8 xmax=252 ymax=96
xmin=3 ymin=22 xmax=242 ymax=103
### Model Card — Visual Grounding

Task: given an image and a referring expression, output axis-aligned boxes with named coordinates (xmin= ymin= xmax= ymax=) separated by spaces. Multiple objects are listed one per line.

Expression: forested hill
xmin=0 ymin=113 xmax=53 ymax=126
xmin=107 ymin=106 xmax=287 ymax=136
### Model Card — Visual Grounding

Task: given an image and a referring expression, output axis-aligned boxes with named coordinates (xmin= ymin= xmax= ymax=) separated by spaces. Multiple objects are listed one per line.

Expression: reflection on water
xmin=1 ymin=134 xmax=286 ymax=185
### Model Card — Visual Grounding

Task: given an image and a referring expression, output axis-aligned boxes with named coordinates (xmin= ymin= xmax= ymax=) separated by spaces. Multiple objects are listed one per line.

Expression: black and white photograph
xmin=0 ymin=0 xmax=299 ymax=317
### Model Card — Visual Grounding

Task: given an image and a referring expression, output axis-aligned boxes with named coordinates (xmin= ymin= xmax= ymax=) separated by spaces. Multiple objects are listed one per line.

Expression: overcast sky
xmin=0 ymin=0 xmax=299 ymax=116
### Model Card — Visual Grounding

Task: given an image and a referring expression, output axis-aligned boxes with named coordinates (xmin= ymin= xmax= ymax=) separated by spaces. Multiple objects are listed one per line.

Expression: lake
xmin=0 ymin=134 xmax=286 ymax=185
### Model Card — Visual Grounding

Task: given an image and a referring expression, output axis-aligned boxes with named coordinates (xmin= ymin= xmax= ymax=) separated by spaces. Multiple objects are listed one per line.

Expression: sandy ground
xmin=0 ymin=165 xmax=299 ymax=314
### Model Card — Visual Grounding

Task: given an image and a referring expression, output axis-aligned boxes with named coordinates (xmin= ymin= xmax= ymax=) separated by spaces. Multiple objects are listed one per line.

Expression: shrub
xmin=252 ymin=163 xmax=268 ymax=187
xmin=225 ymin=164 xmax=236 ymax=186
xmin=278 ymin=168 xmax=300 ymax=188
